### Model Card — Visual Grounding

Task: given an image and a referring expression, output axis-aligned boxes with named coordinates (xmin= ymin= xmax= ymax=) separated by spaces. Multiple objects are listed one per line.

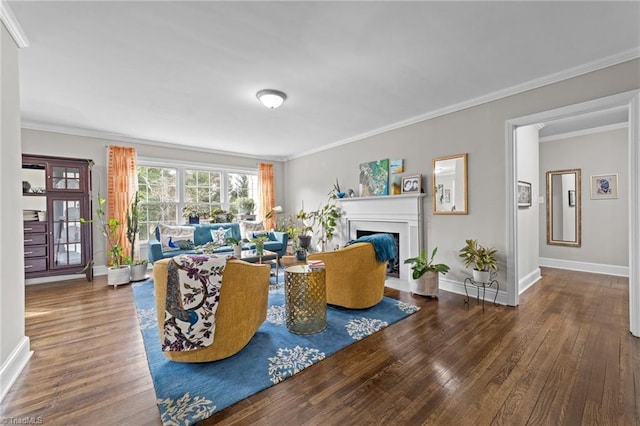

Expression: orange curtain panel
xmin=107 ymin=146 xmax=137 ymax=264
xmin=258 ymin=163 xmax=275 ymax=230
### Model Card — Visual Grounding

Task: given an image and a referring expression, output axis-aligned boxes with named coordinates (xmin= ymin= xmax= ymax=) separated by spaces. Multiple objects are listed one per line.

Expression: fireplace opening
xmin=356 ymin=230 xmax=400 ymax=278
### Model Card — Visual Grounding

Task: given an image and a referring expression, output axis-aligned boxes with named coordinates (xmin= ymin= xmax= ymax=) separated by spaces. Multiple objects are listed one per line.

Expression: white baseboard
xmin=519 ymin=268 xmax=542 ymax=295
xmin=539 ymin=258 xmax=629 ymax=277
xmin=439 ymin=277 xmax=508 ymax=306
xmin=25 ymin=265 xmax=109 ymax=285
xmin=0 ymin=336 xmax=32 ymax=403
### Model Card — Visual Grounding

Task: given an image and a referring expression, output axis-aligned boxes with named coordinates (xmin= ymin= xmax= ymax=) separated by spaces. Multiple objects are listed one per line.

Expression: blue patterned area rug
xmin=133 ymin=276 xmax=419 ymax=426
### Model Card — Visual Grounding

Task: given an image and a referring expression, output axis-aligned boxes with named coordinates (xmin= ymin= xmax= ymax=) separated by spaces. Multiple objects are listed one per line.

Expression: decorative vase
xmin=295 ymin=250 xmax=307 ymax=261
xmin=233 ymin=244 xmax=242 ymax=257
xmin=255 ymin=243 xmax=264 ymax=256
xmin=410 ymin=271 xmax=439 ymax=297
xmin=188 ymin=216 xmax=199 ymax=224
xmin=473 ymin=269 xmax=490 ymax=283
xmin=337 ymin=192 xmax=346 ymax=198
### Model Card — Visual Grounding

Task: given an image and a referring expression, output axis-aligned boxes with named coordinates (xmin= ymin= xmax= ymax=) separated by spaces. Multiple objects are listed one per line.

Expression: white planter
xmin=472 ymin=269 xmax=490 ymax=284
xmin=410 ymin=271 xmax=439 ymax=297
xmin=130 ymin=262 xmax=148 ymax=282
xmin=233 ymin=244 xmax=242 ymax=257
xmin=108 ymin=265 xmax=131 ymax=287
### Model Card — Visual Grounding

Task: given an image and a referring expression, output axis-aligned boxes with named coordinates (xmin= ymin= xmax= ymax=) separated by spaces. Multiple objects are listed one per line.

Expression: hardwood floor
xmin=2 ymin=268 xmax=638 ymax=425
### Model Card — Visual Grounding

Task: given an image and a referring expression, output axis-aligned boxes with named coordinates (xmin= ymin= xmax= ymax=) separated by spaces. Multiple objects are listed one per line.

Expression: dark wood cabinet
xmin=22 ymin=154 xmax=93 ymax=281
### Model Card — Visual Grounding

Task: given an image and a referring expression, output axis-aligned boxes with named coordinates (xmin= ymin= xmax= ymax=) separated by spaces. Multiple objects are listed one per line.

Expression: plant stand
xmin=463 ymin=277 xmax=499 ymax=311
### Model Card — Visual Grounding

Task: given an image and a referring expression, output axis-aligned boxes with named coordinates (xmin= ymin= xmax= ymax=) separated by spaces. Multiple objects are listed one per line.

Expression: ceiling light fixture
xmin=256 ymin=89 xmax=287 ymax=109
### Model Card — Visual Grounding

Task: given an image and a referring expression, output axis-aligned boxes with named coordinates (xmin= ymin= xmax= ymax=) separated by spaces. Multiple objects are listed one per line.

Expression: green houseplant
xmin=126 ymin=191 xmax=148 ymax=281
xmin=81 ymin=194 xmax=130 ymax=287
xmin=404 ymin=247 xmax=450 ymax=296
xmin=458 ymin=239 xmax=498 ymax=283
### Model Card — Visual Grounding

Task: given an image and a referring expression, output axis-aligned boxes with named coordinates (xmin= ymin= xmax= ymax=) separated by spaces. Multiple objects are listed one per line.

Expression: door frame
xmin=505 ymin=89 xmax=640 ymax=337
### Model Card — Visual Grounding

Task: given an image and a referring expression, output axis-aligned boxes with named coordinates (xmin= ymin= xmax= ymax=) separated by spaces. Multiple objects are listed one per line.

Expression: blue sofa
xmin=148 ymin=222 xmax=288 ymax=263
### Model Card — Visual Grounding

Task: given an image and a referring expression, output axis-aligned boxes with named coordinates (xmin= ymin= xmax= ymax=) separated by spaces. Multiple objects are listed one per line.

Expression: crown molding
xmin=0 ymin=1 xmax=29 ymax=48
xmin=21 ymin=121 xmax=288 ymax=163
xmin=286 ymin=47 xmax=640 ymax=161
xmin=539 ymin=122 xmax=628 ymax=143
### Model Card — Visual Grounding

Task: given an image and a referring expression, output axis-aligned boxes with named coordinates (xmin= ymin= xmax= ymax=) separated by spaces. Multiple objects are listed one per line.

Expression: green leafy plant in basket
xmin=404 ymin=247 xmax=450 ymax=280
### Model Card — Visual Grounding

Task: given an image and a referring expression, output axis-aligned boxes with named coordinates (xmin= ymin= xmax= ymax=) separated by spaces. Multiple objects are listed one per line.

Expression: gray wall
xmin=539 ymin=127 xmax=628 ymax=266
xmin=21 ymin=129 xmax=286 ymax=270
xmin=516 ymin=124 xmax=540 ymax=288
xmin=1 ymin=21 xmax=28 ymax=397
xmin=284 ymin=59 xmax=640 ymax=287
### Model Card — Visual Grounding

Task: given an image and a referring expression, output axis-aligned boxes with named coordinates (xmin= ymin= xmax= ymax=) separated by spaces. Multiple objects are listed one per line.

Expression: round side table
xmin=284 ymin=265 xmax=326 ymax=334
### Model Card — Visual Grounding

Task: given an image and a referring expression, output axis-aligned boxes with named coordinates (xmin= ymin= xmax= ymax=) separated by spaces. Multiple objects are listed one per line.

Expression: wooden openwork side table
xmin=284 ymin=265 xmax=326 ymax=334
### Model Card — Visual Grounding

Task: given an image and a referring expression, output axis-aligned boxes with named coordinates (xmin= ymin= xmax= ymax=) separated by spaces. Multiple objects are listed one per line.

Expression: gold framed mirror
xmin=546 ymin=168 xmax=581 ymax=247
xmin=432 ymin=153 xmax=468 ymax=215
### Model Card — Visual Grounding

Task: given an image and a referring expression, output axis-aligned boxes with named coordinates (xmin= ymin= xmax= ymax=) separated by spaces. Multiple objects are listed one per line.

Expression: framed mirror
xmin=546 ymin=168 xmax=581 ymax=247
xmin=433 ymin=153 xmax=468 ymax=215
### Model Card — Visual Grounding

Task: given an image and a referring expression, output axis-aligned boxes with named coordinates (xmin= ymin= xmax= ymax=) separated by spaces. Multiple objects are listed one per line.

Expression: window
xmin=183 ymin=169 xmax=221 ymax=215
xmin=137 ymin=166 xmax=178 ymax=241
xmin=228 ymin=173 xmax=259 ymax=214
xmin=136 ymin=161 xmax=258 ymax=242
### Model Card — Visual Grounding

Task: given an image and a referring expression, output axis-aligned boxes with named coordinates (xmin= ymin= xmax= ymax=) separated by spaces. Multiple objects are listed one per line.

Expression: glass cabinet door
xmin=50 ymin=197 xmax=86 ymax=268
xmin=48 ymin=164 xmax=83 ymax=192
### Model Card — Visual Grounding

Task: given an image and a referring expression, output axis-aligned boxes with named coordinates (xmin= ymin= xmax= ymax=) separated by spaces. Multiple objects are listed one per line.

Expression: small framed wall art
xmin=517 ymin=181 xmax=532 ymax=208
xmin=401 ymin=175 xmax=421 ymax=194
xmin=590 ymin=173 xmax=618 ymax=199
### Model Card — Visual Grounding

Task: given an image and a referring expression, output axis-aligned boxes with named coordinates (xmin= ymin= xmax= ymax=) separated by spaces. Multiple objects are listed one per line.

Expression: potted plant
xmin=225 ymin=236 xmax=243 ymax=257
xmin=296 ymin=195 xmax=342 ymax=252
xmin=236 ymin=197 xmax=256 ymax=220
xmin=404 ymin=247 xmax=450 ymax=297
xmin=458 ymin=239 xmax=498 ymax=283
xmin=332 ymin=179 xmax=346 ymax=198
xmin=182 ymin=204 xmax=209 ymax=224
xmin=251 ymin=235 xmax=269 ymax=256
xmin=126 ymin=191 xmax=148 ymax=281
xmin=295 ymin=209 xmax=314 ymax=250
xmin=81 ymin=194 xmax=130 ymax=286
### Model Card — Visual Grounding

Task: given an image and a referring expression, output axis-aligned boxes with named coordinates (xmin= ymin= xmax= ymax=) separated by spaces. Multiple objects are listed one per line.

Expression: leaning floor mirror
xmin=433 ymin=153 xmax=468 ymax=214
xmin=546 ymin=168 xmax=581 ymax=247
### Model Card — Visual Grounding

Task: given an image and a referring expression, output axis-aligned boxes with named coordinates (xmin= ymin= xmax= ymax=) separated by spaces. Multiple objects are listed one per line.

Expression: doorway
xmin=506 ymin=90 xmax=640 ymax=337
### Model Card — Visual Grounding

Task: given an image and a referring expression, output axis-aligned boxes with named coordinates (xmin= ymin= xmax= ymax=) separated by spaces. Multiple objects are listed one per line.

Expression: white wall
xmin=285 ymin=59 xmax=640 ymax=298
xmin=21 ymin=129 xmax=286 ymax=272
xmin=539 ymin=127 xmax=628 ymax=269
xmin=516 ymin=124 xmax=540 ymax=292
xmin=1 ymin=21 xmax=31 ymax=402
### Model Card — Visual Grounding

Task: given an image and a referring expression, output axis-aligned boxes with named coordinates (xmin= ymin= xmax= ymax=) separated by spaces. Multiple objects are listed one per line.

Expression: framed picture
xmin=517 ymin=181 xmax=531 ymax=207
xmin=590 ymin=173 xmax=618 ymax=199
xmin=568 ymin=190 xmax=576 ymax=207
xmin=359 ymin=159 xmax=389 ymax=196
xmin=401 ymin=175 xmax=421 ymax=194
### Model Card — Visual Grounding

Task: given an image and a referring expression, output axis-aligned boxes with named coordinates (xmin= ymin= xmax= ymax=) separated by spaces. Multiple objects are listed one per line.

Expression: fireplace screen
xmin=356 ymin=230 xmax=400 ymax=278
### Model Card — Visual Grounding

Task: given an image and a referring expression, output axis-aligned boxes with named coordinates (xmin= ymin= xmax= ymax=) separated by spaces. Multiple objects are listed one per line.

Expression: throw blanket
xmin=347 ymin=233 xmax=397 ymax=262
xmin=162 ymin=254 xmax=226 ymax=352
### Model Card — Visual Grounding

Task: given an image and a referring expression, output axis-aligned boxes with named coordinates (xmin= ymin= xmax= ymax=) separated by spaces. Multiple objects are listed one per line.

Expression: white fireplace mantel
xmin=337 ymin=194 xmax=425 ymax=281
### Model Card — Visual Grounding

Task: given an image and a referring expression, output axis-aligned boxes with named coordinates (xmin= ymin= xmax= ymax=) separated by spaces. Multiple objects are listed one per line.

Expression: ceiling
xmin=7 ymin=1 xmax=640 ymax=161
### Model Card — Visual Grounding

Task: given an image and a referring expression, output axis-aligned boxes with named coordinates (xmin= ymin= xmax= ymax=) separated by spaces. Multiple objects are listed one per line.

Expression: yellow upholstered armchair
xmin=153 ymin=257 xmax=270 ymax=362
xmin=307 ymin=242 xmax=387 ymax=309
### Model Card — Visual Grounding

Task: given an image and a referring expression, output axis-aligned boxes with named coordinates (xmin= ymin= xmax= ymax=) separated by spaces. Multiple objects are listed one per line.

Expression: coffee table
xmin=238 ymin=249 xmax=279 ymax=282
